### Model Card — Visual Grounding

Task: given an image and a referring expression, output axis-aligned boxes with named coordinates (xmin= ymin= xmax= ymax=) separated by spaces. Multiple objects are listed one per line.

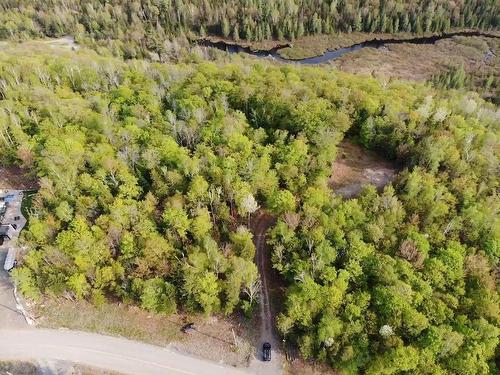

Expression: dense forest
xmin=0 ymin=0 xmax=499 ymax=59
xmin=0 ymin=41 xmax=498 ymax=373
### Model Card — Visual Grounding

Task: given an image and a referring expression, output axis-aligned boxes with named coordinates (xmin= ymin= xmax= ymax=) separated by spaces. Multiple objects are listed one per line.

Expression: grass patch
xmin=34 ymin=299 xmax=183 ymax=346
xmin=0 ymin=361 xmax=124 ymax=375
xmin=0 ymin=362 xmax=38 ymax=375
xmin=75 ymin=364 xmax=124 ymax=375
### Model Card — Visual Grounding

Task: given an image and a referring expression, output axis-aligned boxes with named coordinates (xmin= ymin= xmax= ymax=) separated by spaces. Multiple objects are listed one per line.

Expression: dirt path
xmin=249 ymin=212 xmax=283 ymax=374
xmin=255 ymin=214 xmax=274 ymax=343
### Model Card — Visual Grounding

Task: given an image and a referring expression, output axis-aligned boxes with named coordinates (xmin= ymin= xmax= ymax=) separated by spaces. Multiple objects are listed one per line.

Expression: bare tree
xmin=243 ymin=278 xmax=261 ymax=306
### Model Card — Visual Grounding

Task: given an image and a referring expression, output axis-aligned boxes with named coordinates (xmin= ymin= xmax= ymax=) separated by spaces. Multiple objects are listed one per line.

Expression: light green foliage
xmin=0 ymin=44 xmax=498 ymax=375
xmin=139 ymin=278 xmax=176 ymax=314
xmin=230 ymin=226 xmax=255 ymax=259
xmin=12 ymin=267 xmax=41 ymax=300
xmin=55 ymin=201 xmax=74 ymax=222
xmin=184 ymin=270 xmax=221 ymax=314
xmin=67 ymin=273 xmax=91 ymax=300
xmin=162 ymin=207 xmax=191 ymax=239
xmin=224 ymin=257 xmax=259 ymax=314
xmin=268 ymin=189 xmax=296 ymax=214
xmin=366 ymin=345 xmax=420 ymax=374
xmin=190 ymin=207 xmax=213 ymax=240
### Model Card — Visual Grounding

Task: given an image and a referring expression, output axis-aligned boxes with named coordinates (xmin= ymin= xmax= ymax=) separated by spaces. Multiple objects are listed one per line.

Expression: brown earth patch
xmin=0 ymin=166 xmax=38 ymax=190
xmin=284 ymin=360 xmax=339 ymax=375
xmin=330 ymin=140 xmax=398 ymax=198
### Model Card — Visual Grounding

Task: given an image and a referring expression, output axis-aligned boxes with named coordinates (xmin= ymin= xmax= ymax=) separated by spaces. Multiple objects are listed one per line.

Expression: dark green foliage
xmin=432 ymin=65 xmax=500 ymax=104
xmin=0 ymin=0 xmax=499 ymax=59
xmin=432 ymin=65 xmax=469 ymax=90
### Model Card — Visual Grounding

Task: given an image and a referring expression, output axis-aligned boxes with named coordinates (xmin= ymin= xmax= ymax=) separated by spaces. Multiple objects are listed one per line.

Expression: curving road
xmin=0 ymin=329 xmax=249 ymax=375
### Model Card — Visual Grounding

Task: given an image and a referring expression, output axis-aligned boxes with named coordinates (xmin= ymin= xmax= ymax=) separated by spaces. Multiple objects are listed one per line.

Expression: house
xmin=3 ymin=194 xmax=15 ymax=203
xmin=0 ymin=224 xmax=16 ymax=241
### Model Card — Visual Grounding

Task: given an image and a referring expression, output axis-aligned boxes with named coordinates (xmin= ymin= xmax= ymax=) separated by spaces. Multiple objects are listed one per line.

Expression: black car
xmin=262 ymin=342 xmax=271 ymax=361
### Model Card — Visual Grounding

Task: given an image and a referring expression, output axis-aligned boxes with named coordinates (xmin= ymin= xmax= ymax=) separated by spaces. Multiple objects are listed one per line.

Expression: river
xmin=199 ymin=30 xmax=499 ymax=65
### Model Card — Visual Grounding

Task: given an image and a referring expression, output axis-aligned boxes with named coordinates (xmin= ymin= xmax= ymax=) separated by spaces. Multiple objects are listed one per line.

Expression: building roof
xmin=0 ymin=224 xmax=15 ymax=239
xmin=3 ymin=247 xmax=17 ymax=271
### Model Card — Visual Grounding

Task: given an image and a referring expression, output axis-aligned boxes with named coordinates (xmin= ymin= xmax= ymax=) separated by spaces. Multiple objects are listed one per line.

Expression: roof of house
xmin=3 ymin=247 xmax=17 ymax=271
xmin=0 ymin=224 xmax=15 ymax=239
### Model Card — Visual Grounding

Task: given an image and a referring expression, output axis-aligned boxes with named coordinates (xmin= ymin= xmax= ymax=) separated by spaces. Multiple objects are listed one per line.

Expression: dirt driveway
xmin=249 ymin=212 xmax=283 ymax=375
xmin=0 ymin=248 xmax=27 ymax=329
xmin=0 ymin=189 xmax=29 ymax=329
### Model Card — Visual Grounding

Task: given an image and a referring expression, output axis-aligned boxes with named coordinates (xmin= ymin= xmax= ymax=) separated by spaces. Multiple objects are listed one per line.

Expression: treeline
xmin=0 ymin=0 xmax=499 ymax=59
xmin=0 ymin=44 xmax=498 ymax=374
xmin=431 ymin=65 xmax=499 ymax=104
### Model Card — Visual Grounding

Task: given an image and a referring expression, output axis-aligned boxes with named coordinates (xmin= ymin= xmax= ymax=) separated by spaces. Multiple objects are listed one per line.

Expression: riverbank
xmin=199 ymin=31 xmax=499 ymax=102
xmin=199 ymin=29 xmax=500 ymax=61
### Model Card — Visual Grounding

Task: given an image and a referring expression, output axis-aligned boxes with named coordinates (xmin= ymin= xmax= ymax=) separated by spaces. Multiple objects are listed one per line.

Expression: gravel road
xmin=0 ymin=329 xmax=250 ymax=375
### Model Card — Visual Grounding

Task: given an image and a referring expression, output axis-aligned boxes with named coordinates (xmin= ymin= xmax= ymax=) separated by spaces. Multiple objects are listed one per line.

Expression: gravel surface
xmin=0 ymin=329 xmax=250 ymax=375
xmin=0 ymin=189 xmax=29 ymax=329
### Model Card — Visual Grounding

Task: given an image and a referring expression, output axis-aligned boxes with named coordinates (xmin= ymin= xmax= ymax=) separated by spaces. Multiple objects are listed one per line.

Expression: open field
xmin=331 ymin=35 xmax=499 ymax=99
xmin=0 ymin=36 xmax=77 ymax=52
xmin=330 ymin=140 xmax=398 ymax=198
